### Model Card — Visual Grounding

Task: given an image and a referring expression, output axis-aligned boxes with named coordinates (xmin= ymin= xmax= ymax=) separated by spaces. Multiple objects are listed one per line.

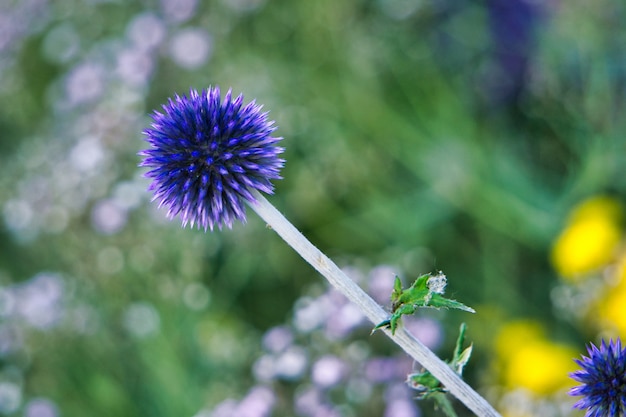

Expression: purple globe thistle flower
xmin=570 ymin=339 xmax=626 ymax=417
xmin=140 ymin=87 xmax=284 ymax=230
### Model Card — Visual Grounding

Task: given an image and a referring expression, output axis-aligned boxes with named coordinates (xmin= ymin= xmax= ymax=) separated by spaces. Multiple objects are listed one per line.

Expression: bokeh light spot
xmin=126 ymin=13 xmax=166 ymax=50
xmin=182 ymin=282 xmax=211 ymax=311
xmin=123 ymin=302 xmax=160 ymax=338
xmin=168 ymin=28 xmax=212 ymax=69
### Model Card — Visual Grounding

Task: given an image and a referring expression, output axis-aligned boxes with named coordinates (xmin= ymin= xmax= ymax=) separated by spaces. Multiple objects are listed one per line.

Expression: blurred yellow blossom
xmin=495 ymin=320 xmax=544 ymax=359
xmin=495 ymin=320 xmax=578 ymax=396
xmin=551 ymin=196 xmax=623 ymax=280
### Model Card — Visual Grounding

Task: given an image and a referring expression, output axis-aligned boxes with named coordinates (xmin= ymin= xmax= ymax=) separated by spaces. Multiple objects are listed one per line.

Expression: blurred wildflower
xmin=0 ymin=381 xmax=21 ymax=414
xmin=12 ymin=273 xmax=64 ymax=330
xmin=311 ymin=355 xmax=346 ymax=388
xmin=495 ymin=320 xmax=577 ymax=395
xmin=140 ymin=87 xmax=284 ymax=230
xmin=24 ymin=397 xmax=59 ymax=417
xmin=551 ymin=196 xmax=623 ymax=280
xmin=384 ymin=383 xmax=420 ymax=417
xmin=250 ymin=264 xmax=428 ymax=415
xmin=126 ymin=13 xmax=166 ymax=51
xmin=208 ymin=386 xmax=275 ymax=417
xmin=168 ymin=28 xmax=213 ymax=69
xmin=65 ymin=63 xmax=105 ymax=105
xmin=570 ymin=339 xmax=626 ymax=417
xmin=122 ymin=302 xmax=160 ymax=338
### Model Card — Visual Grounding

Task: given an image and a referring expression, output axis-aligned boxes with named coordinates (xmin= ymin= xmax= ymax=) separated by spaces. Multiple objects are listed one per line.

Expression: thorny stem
xmin=248 ymin=191 xmax=501 ymax=417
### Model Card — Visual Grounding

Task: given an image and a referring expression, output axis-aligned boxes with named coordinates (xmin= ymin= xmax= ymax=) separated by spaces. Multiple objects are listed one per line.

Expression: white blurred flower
xmin=13 ymin=273 xmax=64 ymax=330
xmin=311 ymin=355 xmax=346 ymax=388
xmin=168 ymin=28 xmax=212 ymax=69
xmin=24 ymin=397 xmax=59 ymax=417
xmin=0 ymin=382 xmax=21 ymax=414
xmin=126 ymin=13 xmax=166 ymax=50
xmin=122 ymin=302 xmax=160 ymax=338
xmin=65 ymin=63 xmax=105 ymax=105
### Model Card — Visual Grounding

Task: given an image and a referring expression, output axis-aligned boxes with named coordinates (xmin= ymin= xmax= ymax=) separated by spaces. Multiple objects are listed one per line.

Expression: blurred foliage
xmin=1 ymin=0 xmax=625 ymax=416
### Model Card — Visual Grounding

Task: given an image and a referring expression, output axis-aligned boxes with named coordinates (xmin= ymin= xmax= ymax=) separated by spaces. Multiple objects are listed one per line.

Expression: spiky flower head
xmin=140 ymin=87 xmax=284 ymax=230
xmin=570 ymin=338 xmax=626 ymax=417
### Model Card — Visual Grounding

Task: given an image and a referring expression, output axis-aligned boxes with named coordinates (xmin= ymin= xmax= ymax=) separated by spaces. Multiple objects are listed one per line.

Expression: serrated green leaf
xmin=453 ymin=323 xmax=467 ymax=359
xmin=407 ymin=370 xmax=441 ymax=392
xmin=373 ymin=272 xmax=474 ymax=335
xmin=425 ymin=293 xmax=476 ymax=313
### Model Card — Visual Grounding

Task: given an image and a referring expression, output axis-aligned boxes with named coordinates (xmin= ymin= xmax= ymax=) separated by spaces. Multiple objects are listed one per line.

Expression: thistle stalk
xmin=248 ymin=191 xmax=501 ymax=417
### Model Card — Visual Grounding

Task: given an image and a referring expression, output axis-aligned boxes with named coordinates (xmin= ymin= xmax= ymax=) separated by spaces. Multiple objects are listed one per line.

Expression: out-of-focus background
xmin=1 ymin=0 xmax=625 ymax=416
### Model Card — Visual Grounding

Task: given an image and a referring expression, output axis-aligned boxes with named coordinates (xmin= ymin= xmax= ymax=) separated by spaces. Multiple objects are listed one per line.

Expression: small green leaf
xmin=373 ymin=272 xmax=474 ymax=335
xmin=453 ymin=345 xmax=473 ymax=376
xmin=450 ymin=323 xmax=473 ymax=375
xmin=391 ymin=275 xmax=403 ymax=303
xmin=406 ymin=370 xmax=442 ymax=395
xmin=425 ymin=293 xmax=476 ymax=313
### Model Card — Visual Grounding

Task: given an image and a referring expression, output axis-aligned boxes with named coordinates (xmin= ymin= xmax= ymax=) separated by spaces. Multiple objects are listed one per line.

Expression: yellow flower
xmin=503 ymin=340 xmax=578 ymax=395
xmin=551 ymin=196 xmax=623 ymax=280
xmin=495 ymin=320 xmax=544 ymax=359
xmin=495 ymin=320 xmax=578 ymax=396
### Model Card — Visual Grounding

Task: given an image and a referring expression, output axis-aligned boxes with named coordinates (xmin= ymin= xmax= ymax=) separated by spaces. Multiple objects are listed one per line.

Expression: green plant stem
xmin=248 ymin=191 xmax=501 ymax=417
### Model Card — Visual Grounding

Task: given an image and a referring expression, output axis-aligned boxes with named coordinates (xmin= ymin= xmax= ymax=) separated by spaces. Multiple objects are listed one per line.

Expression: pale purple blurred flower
xmin=116 ymin=48 xmax=154 ymax=87
xmin=210 ymin=399 xmax=238 ymax=417
xmin=274 ymin=346 xmax=308 ymax=380
xmin=403 ymin=316 xmax=443 ymax=351
xmin=13 ymin=273 xmax=64 ymax=329
xmin=69 ymin=136 xmax=106 ymax=173
xmin=65 ymin=63 xmax=105 ymax=105
xmin=24 ymin=397 xmax=59 ymax=417
xmin=0 ymin=0 xmax=50 ymax=54
xmin=293 ymin=297 xmax=330 ymax=333
xmin=262 ymin=325 xmax=293 ymax=353
xmin=365 ymin=356 xmax=414 ymax=384
xmin=324 ymin=302 xmax=364 ymax=340
xmin=126 ymin=13 xmax=166 ymax=51
xmin=311 ymin=355 xmax=346 ymax=388
xmin=294 ymin=387 xmax=326 ymax=417
xmin=368 ymin=265 xmax=397 ymax=304
xmin=364 ymin=358 xmax=400 ymax=383
xmin=168 ymin=28 xmax=212 ymax=69
xmin=384 ymin=398 xmax=420 ymax=417
xmin=384 ymin=383 xmax=420 ymax=417
xmin=252 ymin=354 xmax=276 ymax=382
xmin=91 ymin=199 xmax=128 ymax=235
xmin=235 ymin=386 xmax=275 ymax=417
xmin=161 ymin=0 xmax=198 ymax=23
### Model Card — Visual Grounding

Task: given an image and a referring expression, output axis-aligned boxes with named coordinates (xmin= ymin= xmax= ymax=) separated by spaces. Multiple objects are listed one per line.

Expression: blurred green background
xmin=1 ymin=0 xmax=625 ymax=416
